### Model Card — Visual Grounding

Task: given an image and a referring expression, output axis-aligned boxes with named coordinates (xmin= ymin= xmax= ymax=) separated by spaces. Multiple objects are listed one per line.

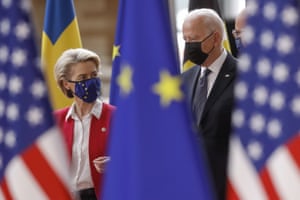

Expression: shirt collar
xmin=203 ymin=49 xmax=227 ymax=74
xmin=65 ymin=99 xmax=103 ymax=121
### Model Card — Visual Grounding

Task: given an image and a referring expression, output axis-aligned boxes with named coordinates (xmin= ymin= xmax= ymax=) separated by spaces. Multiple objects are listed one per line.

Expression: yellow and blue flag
xmin=103 ymin=0 xmax=214 ymax=199
xmin=42 ymin=0 xmax=82 ymax=109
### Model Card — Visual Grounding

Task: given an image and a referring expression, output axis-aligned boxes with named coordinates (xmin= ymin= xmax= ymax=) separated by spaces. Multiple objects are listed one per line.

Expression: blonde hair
xmin=54 ymin=48 xmax=101 ymax=97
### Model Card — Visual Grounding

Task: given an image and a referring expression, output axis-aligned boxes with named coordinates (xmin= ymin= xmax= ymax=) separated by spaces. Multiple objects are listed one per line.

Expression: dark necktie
xmin=193 ymin=68 xmax=211 ymax=125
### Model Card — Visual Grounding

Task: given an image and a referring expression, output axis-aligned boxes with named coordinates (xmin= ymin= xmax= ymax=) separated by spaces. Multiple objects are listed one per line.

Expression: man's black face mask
xmin=185 ymin=32 xmax=215 ymax=65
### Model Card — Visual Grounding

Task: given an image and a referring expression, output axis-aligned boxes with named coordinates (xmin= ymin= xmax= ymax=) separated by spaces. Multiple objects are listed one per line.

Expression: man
xmin=181 ymin=9 xmax=237 ymax=200
xmin=232 ymin=8 xmax=247 ymax=51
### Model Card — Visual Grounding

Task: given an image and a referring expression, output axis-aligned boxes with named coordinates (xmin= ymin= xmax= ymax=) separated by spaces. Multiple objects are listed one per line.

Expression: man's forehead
xmin=235 ymin=9 xmax=247 ymax=29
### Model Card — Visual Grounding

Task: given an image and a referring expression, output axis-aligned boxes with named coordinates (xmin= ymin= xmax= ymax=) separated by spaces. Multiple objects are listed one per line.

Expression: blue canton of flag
xmin=103 ymin=0 xmax=214 ymax=200
xmin=0 ymin=0 xmax=72 ymax=199
xmin=228 ymin=0 xmax=300 ymax=199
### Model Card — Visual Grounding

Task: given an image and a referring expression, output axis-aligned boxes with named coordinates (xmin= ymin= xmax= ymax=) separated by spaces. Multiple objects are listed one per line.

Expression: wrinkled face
xmin=63 ymin=60 xmax=99 ymax=92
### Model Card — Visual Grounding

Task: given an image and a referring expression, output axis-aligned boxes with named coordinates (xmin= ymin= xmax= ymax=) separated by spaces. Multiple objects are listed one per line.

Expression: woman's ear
xmin=62 ymin=79 xmax=70 ymax=90
xmin=62 ymin=80 xmax=74 ymax=98
xmin=61 ymin=79 xmax=74 ymax=98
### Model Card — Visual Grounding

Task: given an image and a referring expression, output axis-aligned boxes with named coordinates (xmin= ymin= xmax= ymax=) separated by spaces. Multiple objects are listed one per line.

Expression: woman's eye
xmin=77 ymin=77 xmax=86 ymax=81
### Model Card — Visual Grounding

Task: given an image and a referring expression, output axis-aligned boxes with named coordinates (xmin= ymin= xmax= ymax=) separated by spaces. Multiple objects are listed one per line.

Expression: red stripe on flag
xmin=286 ymin=133 xmax=300 ymax=169
xmin=260 ymin=168 xmax=280 ymax=200
xmin=0 ymin=178 xmax=14 ymax=200
xmin=226 ymin=180 xmax=239 ymax=200
xmin=22 ymin=144 xmax=72 ymax=199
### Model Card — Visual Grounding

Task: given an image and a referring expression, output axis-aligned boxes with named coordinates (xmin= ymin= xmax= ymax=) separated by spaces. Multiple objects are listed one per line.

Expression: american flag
xmin=0 ymin=0 xmax=72 ymax=199
xmin=228 ymin=0 xmax=300 ymax=199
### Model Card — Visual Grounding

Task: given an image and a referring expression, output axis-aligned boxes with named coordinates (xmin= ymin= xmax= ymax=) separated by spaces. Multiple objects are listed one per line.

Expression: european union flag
xmin=103 ymin=0 xmax=214 ymax=199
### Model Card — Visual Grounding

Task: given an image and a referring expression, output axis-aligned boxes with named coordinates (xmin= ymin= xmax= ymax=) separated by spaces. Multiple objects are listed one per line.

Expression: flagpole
xmin=168 ymin=0 xmax=181 ymax=73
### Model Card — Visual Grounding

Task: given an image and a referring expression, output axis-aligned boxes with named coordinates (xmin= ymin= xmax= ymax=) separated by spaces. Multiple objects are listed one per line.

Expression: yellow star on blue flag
xmin=152 ymin=70 xmax=183 ymax=106
xmin=117 ymin=65 xmax=133 ymax=95
xmin=112 ymin=44 xmax=120 ymax=61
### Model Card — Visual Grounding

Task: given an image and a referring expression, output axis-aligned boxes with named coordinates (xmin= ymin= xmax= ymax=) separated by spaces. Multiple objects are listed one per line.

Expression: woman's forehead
xmin=69 ymin=61 xmax=97 ymax=75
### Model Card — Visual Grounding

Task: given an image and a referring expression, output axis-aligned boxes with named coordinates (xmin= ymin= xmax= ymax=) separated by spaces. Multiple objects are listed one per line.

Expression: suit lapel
xmin=201 ymin=54 xmax=236 ymax=119
xmin=63 ymin=117 xmax=74 ymax=157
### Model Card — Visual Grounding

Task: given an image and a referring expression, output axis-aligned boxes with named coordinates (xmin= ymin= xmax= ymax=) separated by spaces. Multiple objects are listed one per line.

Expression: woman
xmin=53 ymin=48 xmax=115 ymax=200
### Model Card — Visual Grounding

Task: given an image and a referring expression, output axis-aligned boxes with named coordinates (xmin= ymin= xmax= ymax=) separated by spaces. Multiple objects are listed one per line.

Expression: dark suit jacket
xmin=181 ymin=53 xmax=237 ymax=200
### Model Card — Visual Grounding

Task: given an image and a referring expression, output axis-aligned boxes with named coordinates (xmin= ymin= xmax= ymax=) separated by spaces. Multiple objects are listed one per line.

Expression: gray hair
xmin=188 ymin=8 xmax=225 ymax=41
xmin=54 ymin=48 xmax=101 ymax=97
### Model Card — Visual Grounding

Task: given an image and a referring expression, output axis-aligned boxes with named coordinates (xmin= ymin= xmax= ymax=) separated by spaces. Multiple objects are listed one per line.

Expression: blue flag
xmin=228 ymin=0 xmax=300 ymax=199
xmin=103 ymin=0 xmax=214 ymax=200
xmin=0 ymin=0 xmax=72 ymax=199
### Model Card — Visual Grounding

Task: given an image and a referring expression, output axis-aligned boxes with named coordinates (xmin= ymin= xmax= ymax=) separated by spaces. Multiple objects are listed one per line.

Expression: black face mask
xmin=185 ymin=32 xmax=214 ymax=65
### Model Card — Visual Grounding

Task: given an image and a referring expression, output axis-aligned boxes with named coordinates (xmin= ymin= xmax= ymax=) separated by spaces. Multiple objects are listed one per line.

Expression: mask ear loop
xmin=202 ymin=31 xmax=216 ymax=55
xmin=206 ymin=43 xmax=215 ymax=55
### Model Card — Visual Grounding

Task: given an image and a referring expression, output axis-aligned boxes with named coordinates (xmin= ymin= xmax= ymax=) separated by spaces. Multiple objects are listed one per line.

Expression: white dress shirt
xmin=65 ymin=99 xmax=103 ymax=191
xmin=201 ymin=49 xmax=227 ymax=97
